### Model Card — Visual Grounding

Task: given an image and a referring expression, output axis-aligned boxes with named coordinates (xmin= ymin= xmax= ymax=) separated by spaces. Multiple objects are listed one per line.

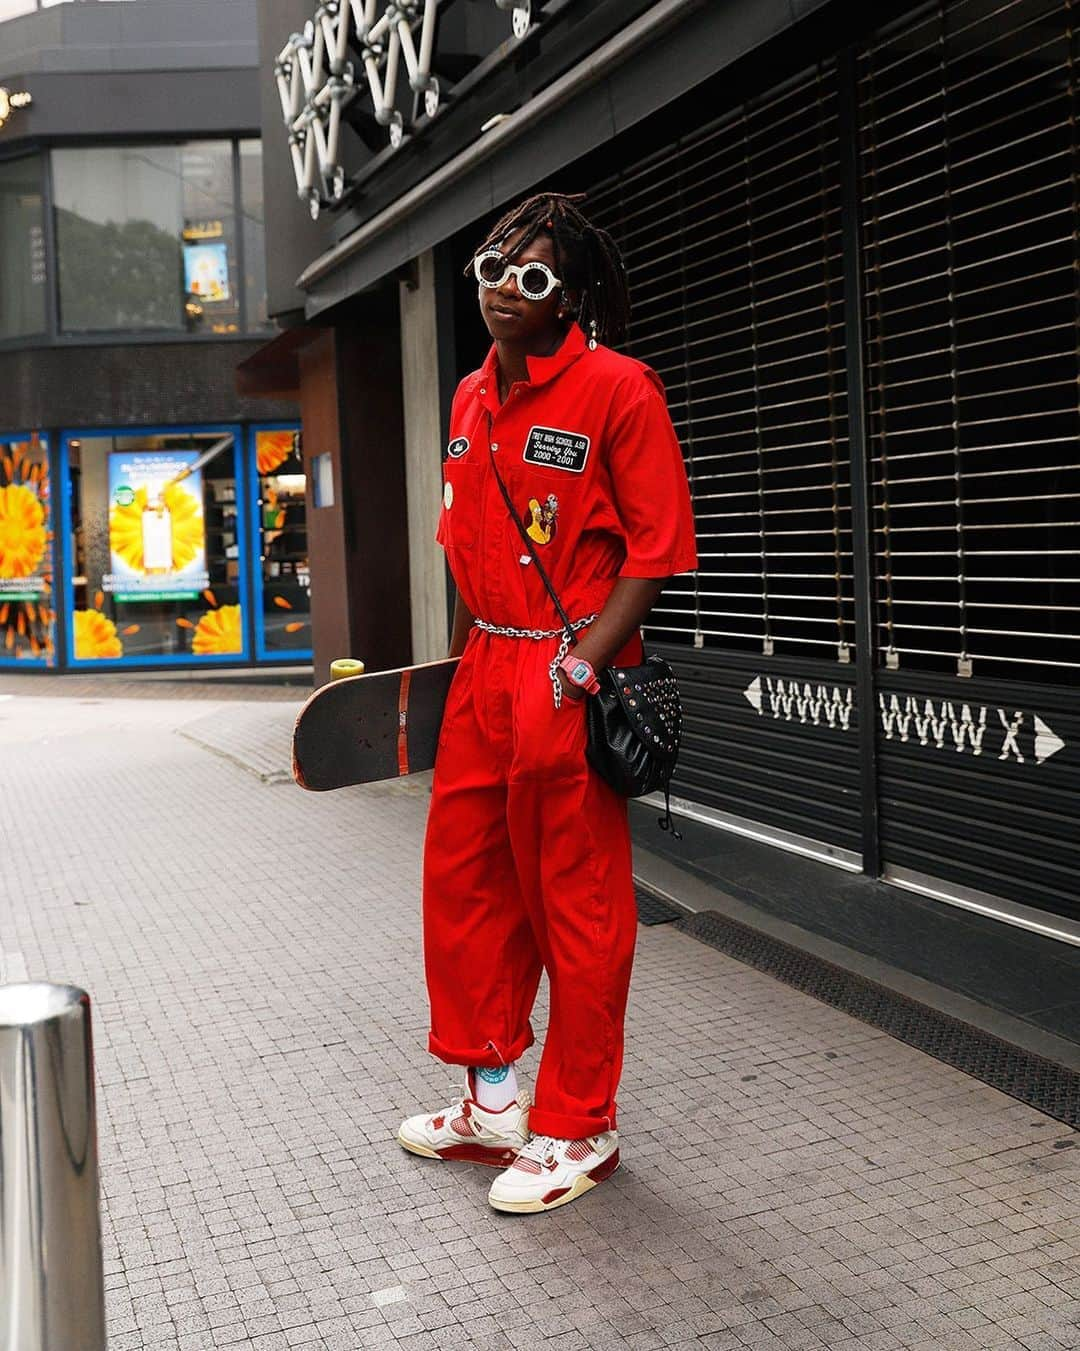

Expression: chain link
xmin=473 ymin=613 xmax=599 ymax=707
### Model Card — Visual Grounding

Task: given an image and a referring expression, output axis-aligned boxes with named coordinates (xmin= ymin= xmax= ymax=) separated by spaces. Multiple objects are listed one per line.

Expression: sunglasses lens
xmin=476 ymin=253 xmax=507 ymax=286
xmin=519 ymin=265 xmax=552 ymax=298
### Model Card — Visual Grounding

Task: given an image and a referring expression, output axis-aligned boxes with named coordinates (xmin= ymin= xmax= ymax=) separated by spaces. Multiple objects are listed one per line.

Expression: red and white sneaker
xmin=488 ymin=1131 xmax=620 ymax=1212
xmin=397 ymin=1086 xmax=531 ymax=1167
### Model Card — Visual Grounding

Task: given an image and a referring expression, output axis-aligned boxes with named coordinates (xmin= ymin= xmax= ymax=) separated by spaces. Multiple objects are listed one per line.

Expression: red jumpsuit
xmin=424 ymin=322 xmax=697 ymax=1139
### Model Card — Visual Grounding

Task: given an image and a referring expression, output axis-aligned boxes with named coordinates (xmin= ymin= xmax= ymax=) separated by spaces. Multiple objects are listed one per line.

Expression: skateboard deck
xmin=292 ymin=658 xmax=460 ymax=791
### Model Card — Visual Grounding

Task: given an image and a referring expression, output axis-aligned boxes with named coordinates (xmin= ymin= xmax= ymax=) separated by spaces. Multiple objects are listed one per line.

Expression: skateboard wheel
xmin=330 ymin=658 xmax=365 ymax=680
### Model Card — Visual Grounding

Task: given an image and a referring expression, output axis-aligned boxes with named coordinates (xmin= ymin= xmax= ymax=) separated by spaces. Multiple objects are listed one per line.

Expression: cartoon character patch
xmin=523 ymin=493 xmax=558 ymax=545
xmin=446 ymin=436 xmax=470 ymax=459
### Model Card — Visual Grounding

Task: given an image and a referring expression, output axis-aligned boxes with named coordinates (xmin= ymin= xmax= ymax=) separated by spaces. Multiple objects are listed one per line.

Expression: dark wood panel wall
xmin=298 ymin=294 xmax=411 ymax=681
xmin=336 ymin=299 xmax=412 ymax=676
xmin=299 ymin=329 xmax=351 ymax=680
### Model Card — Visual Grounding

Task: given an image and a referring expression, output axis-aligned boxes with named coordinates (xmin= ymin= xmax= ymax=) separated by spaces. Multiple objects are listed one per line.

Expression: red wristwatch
xmin=558 ymin=653 xmax=602 ymax=696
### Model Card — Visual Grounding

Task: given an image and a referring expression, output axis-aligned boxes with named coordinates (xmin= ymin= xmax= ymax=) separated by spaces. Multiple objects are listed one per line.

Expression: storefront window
xmin=180 ymin=142 xmax=242 ymax=336
xmin=0 ymin=433 xmax=56 ymax=665
xmin=64 ymin=428 xmax=249 ymax=664
xmin=253 ymin=428 xmax=310 ymax=656
xmin=0 ymin=156 xmax=47 ymax=340
xmin=239 ymin=140 xmax=269 ymax=330
xmin=52 ymin=142 xmax=242 ymax=336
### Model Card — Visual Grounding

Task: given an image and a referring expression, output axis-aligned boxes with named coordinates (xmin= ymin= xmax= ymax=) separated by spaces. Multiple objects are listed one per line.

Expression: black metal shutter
xmin=590 ymin=64 xmax=863 ymax=859
xmin=860 ymin=0 xmax=1080 ymax=922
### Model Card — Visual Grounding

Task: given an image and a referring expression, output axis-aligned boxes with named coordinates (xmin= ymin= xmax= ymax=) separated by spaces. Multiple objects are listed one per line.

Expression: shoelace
xmin=516 ymin=1133 xmax=561 ymax=1164
xmin=429 ymin=1093 xmax=470 ymax=1133
xmin=435 ymin=1078 xmax=478 ymax=1116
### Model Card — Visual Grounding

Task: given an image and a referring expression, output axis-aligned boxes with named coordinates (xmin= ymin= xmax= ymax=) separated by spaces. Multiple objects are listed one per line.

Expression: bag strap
xmin=485 ymin=412 xmax=579 ymax=644
xmin=485 ymin=419 xmax=680 ymax=837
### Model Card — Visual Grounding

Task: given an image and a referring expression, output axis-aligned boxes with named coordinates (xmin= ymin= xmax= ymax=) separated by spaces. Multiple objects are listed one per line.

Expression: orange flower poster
xmin=255 ymin=429 xmax=297 ymax=476
xmin=0 ymin=437 xmax=55 ymax=662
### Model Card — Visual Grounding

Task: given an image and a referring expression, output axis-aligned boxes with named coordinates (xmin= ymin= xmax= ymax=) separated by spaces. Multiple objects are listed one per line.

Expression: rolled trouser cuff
xmin=427 ymin=1025 xmax=535 ymax=1069
xmin=526 ymin=1105 xmax=616 ymax=1139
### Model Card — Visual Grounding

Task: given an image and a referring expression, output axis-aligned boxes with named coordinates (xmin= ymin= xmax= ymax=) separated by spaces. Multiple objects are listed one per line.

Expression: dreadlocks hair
xmin=465 ymin=191 xmax=631 ymax=346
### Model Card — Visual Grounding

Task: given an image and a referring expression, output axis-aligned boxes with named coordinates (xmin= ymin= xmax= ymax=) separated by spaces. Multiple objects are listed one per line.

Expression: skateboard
xmin=292 ymin=658 xmax=460 ymax=791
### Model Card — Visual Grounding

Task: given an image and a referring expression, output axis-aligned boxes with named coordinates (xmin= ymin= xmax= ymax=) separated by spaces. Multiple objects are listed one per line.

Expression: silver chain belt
xmin=473 ymin=613 xmax=599 ymax=708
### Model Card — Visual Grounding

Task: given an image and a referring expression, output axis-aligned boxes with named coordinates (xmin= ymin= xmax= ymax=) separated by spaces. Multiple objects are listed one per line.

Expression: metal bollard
xmin=0 ymin=983 xmax=106 ymax=1351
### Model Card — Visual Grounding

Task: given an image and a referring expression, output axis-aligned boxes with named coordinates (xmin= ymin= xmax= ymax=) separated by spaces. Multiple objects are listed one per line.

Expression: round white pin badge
xmin=443 ymin=481 xmax=454 ymax=509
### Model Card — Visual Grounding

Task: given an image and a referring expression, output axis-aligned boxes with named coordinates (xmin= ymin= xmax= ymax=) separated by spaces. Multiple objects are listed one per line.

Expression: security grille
xmin=589 ymin=64 xmax=855 ymax=664
xmin=860 ymin=0 xmax=1080 ymax=686
xmin=552 ymin=0 xmax=1079 ymax=915
xmin=587 ymin=64 xmax=863 ymax=856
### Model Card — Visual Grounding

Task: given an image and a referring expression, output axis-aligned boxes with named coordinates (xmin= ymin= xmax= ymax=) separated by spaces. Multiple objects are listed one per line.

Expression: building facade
xmin=0 ymin=0 xmax=308 ymax=671
xmin=250 ymin=0 xmax=1080 ymax=947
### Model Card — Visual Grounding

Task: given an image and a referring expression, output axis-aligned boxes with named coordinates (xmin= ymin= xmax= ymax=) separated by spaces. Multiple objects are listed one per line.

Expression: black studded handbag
xmin=584 ymin=657 xmax=681 ymax=802
xmin=488 ymin=435 xmax=683 ymax=834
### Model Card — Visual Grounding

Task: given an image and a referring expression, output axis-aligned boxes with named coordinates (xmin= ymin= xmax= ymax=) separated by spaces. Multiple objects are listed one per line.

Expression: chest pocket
xmin=441 ymin=459 xmax=480 ymax=550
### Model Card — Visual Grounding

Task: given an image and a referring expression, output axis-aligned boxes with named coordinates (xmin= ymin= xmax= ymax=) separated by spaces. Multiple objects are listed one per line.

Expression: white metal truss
xmin=276 ymin=0 xmax=534 ymax=219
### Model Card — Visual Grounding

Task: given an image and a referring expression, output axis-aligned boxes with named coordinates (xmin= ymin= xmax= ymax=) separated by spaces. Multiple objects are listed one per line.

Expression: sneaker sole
xmin=397 ymin=1132 xmax=520 ymax=1168
xmin=488 ymin=1149 xmax=621 ymax=1213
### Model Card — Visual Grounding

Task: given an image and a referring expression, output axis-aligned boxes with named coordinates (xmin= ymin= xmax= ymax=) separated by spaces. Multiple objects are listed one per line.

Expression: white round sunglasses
xmin=473 ymin=248 xmax=562 ymax=301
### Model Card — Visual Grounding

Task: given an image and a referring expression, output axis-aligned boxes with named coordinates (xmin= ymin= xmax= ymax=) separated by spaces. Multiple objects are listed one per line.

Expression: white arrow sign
xmin=743 ymin=677 xmax=1066 ymax=765
xmin=742 ymin=676 xmax=854 ymax=729
xmin=1033 ymin=714 xmax=1066 ymax=765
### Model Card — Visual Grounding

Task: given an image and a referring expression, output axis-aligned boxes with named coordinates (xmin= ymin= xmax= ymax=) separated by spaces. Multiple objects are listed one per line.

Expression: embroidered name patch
xmin=446 ymin=436 xmax=470 ymax=459
xmin=522 ymin=425 xmax=590 ymax=473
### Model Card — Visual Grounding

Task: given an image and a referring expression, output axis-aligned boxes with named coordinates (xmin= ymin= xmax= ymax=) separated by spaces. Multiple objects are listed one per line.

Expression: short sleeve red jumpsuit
xmin=424 ymin=322 xmax=698 ymax=1140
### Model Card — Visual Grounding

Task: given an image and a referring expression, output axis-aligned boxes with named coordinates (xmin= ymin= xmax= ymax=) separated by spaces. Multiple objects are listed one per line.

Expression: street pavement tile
xmin=0 ymin=687 xmax=1078 ymax=1349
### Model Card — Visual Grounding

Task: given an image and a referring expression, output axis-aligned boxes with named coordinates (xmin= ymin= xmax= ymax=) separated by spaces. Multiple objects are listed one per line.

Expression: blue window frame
xmin=249 ymin=424 xmax=311 ymax=662
xmin=60 ymin=424 xmax=253 ymax=668
xmin=0 ymin=431 xmax=56 ymax=667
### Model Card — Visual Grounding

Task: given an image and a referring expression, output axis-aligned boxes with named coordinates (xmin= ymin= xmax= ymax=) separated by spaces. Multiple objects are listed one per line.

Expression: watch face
xmin=570 ymin=661 xmax=590 ymax=684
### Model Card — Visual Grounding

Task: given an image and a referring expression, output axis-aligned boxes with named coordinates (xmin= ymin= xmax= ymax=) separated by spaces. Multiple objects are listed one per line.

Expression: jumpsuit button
xmin=491 ymin=442 xmax=499 ymax=451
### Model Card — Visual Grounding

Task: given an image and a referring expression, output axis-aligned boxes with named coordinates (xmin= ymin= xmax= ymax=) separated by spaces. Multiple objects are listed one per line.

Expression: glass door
xmin=251 ymin=426 xmax=311 ymax=660
xmin=61 ymin=425 xmax=251 ymax=666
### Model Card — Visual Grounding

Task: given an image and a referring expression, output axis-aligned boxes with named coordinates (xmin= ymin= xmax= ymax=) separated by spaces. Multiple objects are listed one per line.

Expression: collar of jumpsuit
xmin=437 ymin=319 xmax=696 ymax=649
xmin=473 ymin=319 xmax=589 ymax=414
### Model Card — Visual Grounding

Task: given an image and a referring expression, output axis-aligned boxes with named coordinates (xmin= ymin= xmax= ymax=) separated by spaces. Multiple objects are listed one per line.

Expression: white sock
xmin=469 ymin=1062 xmax=519 ymax=1111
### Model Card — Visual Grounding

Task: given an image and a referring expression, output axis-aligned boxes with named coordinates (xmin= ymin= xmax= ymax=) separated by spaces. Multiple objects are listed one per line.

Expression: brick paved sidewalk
xmin=0 ymin=668 xmax=311 ymax=702
xmin=0 ymin=689 xmax=1077 ymax=1350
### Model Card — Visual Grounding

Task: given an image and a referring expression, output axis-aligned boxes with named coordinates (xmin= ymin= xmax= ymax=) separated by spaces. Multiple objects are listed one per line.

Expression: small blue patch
xmin=446 ymin=436 xmax=470 ymax=459
xmin=475 ymin=1065 xmax=510 ymax=1083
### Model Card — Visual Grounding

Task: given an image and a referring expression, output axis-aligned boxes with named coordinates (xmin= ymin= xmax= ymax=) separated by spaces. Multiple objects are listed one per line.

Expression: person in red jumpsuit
xmin=397 ymin=192 xmax=697 ymax=1213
